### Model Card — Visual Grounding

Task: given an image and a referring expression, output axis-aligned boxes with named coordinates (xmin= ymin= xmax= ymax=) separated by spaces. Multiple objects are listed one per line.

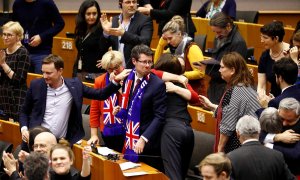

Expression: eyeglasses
xmin=33 ymin=143 xmax=47 ymax=149
xmin=1 ymin=33 xmax=15 ymax=38
xmin=123 ymin=0 xmax=137 ymax=5
xmin=137 ymin=60 xmax=153 ymax=66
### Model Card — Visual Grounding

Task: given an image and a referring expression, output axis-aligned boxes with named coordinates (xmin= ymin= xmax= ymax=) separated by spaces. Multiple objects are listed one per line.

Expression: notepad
xmin=97 ymin=147 xmax=117 ymax=156
xmin=119 ymin=161 xmax=141 ymax=171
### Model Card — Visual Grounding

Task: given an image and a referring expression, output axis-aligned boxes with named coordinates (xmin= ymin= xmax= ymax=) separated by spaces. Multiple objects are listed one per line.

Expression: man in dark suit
xmin=115 ymin=44 xmax=167 ymax=171
xmin=262 ymin=98 xmax=300 ymax=176
xmin=100 ymin=0 xmax=153 ymax=69
xmin=228 ymin=115 xmax=295 ymax=180
xmin=137 ymin=0 xmax=196 ymax=38
xmin=258 ymin=57 xmax=300 ymax=110
xmin=19 ymin=54 xmax=130 ymax=146
xmin=269 ymin=57 xmax=300 ymax=107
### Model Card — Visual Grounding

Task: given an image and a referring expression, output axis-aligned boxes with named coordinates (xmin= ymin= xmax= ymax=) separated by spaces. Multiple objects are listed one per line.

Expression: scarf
xmin=115 ymin=69 xmax=150 ymax=162
xmin=173 ymin=35 xmax=193 ymax=56
xmin=102 ymin=73 xmax=124 ymax=136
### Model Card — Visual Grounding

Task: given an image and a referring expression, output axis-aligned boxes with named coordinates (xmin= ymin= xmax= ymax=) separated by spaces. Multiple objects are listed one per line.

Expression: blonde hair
xmin=162 ymin=15 xmax=185 ymax=34
xmin=199 ymin=152 xmax=231 ymax=177
xmin=2 ymin=21 xmax=24 ymax=40
xmin=101 ymin=50 xmax=124 ymax=70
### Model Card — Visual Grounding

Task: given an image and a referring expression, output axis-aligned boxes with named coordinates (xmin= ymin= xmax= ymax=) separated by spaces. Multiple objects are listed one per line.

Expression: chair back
xmin=194 ymin=34 xmax=207 ymax=51
xmin=236 ymin=11 xmax=258 ymax=23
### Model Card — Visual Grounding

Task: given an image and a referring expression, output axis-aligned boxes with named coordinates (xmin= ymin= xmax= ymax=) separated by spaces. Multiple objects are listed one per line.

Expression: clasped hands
xmin=100 ymin=13 xmax=125 ymax=36
xmin=257 ymin=90 xmax=274 ymax=108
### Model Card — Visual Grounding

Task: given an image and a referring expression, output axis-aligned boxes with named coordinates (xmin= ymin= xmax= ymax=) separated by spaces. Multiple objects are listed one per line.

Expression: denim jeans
xmin=29 ymin=54 xmax=49 ymax=74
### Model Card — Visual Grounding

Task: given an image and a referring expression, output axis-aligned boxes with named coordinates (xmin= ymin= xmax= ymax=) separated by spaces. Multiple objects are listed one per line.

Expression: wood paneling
xmin=258 ymin=11 xmax=300 ymax=28
xmin=0 ymin=120 xmax=22 ymax=151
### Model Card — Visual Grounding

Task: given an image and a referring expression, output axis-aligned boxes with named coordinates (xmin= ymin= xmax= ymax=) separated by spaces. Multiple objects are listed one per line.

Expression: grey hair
xmin=259 ymin=107 xmax=282 ymax=134
xmin=236 ymin=115 xmax=261 ymax=137
xmin=279 ymin=98 xmax=300 ymax=116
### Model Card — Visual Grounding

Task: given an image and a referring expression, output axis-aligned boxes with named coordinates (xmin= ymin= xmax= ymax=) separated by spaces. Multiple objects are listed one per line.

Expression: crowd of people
xmin=0 ymin=0 xmax=300 ymax=180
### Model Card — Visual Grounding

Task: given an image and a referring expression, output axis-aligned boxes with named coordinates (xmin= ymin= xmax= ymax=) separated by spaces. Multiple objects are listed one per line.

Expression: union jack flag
xmin=103 ymin=94 xmax=122 ymax=125
xmin=121 ymin=79 xmax=133 ymax=109
xmin=125 ymin=120 xmax=140 ymax=149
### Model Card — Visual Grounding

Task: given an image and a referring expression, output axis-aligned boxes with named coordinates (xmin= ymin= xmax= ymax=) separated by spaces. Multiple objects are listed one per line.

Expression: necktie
xmin=132 ymin=79 xmax=141 ymax=95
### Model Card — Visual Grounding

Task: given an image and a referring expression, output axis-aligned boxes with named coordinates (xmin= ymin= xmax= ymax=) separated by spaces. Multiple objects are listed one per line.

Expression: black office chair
xmin=246 ymin=47 xmax=257 ymax=65
xmin=186 ymin=130 xmax=214 ymax=180
xmin=236 ymin=11 xmax=258 ymax=23
xmin=194 ymin=34 xmax=207 ymax=52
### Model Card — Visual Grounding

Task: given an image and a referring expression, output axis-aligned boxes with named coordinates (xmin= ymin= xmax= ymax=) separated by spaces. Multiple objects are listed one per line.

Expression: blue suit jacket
xmin=268 ymin=84 xmax=300 ymax=108
xmin=20 ymin=78 xmax=120 ymax=144
xmin=125 ymin=72 xmax=167 ymax=152
xmin=109 ymin=12 xmax=153 ymax=69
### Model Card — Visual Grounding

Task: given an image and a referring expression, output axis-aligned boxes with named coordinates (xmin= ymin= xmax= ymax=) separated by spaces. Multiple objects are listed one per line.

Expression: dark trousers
xmin=102 ymin=133 xmax=125 ymax=153
xmin=161 ymin=119 xmax=194 ymax=180
xmin=139 ymin=134 xmax=164 ymax=173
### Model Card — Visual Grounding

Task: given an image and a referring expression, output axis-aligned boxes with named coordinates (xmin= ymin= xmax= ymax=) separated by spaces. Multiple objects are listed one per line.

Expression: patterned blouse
xmin=216 ymin=84 xmax=261 ymax=153
xmin=0 ymin=46 xmax=30 ymax=121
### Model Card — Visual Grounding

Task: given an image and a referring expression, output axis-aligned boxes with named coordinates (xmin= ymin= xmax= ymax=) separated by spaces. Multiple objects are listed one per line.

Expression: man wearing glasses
xmin=100 ymin=0 xmax=153 ymax=69
xmin=115 ymin=44 xmax=166 ymax=172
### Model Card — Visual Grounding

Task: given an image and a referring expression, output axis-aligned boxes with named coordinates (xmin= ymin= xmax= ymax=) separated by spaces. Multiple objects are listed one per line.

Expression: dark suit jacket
xmin=150 ymin=0 xmax=196 ymax=36
xmin=228 ymin=141 xmax=295 ymax=180
xmin=19 ymin=78 xmax=120 ymax=144
xmin=256 ymin=84 xmax=300 ymax=117
xmin=268 ymin=84 xmax=300 ymax=108
xmin=109 ymin=12 xmax=153 ymax=69
xmin=126 ymin=73 xmax=167 ymax=153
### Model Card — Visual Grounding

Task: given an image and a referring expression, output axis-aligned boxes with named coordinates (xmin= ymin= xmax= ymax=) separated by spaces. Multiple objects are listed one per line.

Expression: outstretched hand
xmin=199 ymin=95 xmax=217 ymax=111
xmin=114 ymin=69 xmax=131 ymax=82
xmin=100 ymin=13 xmax=113 ymax=33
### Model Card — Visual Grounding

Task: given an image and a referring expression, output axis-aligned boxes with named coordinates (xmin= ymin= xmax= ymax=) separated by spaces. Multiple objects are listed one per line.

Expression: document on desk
xmin=97 ymin=147 xmax=117 ymax=156
xmin=123 ymin=171 xmax=147 ymax=177
xmin=119 ymin=161 xmax=141 ymax=171
xmin=120 ymin=162 xmax=147 ymax=177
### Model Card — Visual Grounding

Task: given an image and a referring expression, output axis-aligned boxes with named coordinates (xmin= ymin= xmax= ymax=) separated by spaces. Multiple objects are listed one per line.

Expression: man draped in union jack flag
xmin=115 ymin=45 xmax=167 ymax=172
xmin=89 ymin=51 xmax=126 ymax=152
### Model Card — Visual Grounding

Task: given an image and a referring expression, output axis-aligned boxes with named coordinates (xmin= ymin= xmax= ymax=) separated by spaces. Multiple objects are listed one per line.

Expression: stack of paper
xmin=119 ymin=162 xmax=141 ymax=171
xmin=97 ymin=147 xmax=117 ymax=156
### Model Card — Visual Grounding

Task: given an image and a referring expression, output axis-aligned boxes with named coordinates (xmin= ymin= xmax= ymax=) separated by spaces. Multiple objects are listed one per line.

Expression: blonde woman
xmin=154 ymin=16 xmax=205 ymax=96
xmin=0 ymin=21 xmax=30 ymax=122
xmin=88 ymin=51 xmax=125 ymax=152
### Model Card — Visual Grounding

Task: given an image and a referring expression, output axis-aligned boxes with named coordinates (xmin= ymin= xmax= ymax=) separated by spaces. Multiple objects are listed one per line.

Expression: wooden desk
xmin=0 ymin=120 xmax=22 ymax=151
xmin=188 ymin=105 xmax=215 ymax=135
xmin=0 ymin=120 xmax=168 ymax=180
xmin=73 ymin=143 xmax=168 ymax=180
xmin=52 ymin=37 xmax=77 ymax=78
xmin=258 ymin=11 xmax=300 ymax=29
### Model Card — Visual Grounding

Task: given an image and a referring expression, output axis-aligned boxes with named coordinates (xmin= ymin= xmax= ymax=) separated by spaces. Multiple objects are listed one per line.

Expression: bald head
xmin=34 ymin=132 xmax=57 ymax=157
